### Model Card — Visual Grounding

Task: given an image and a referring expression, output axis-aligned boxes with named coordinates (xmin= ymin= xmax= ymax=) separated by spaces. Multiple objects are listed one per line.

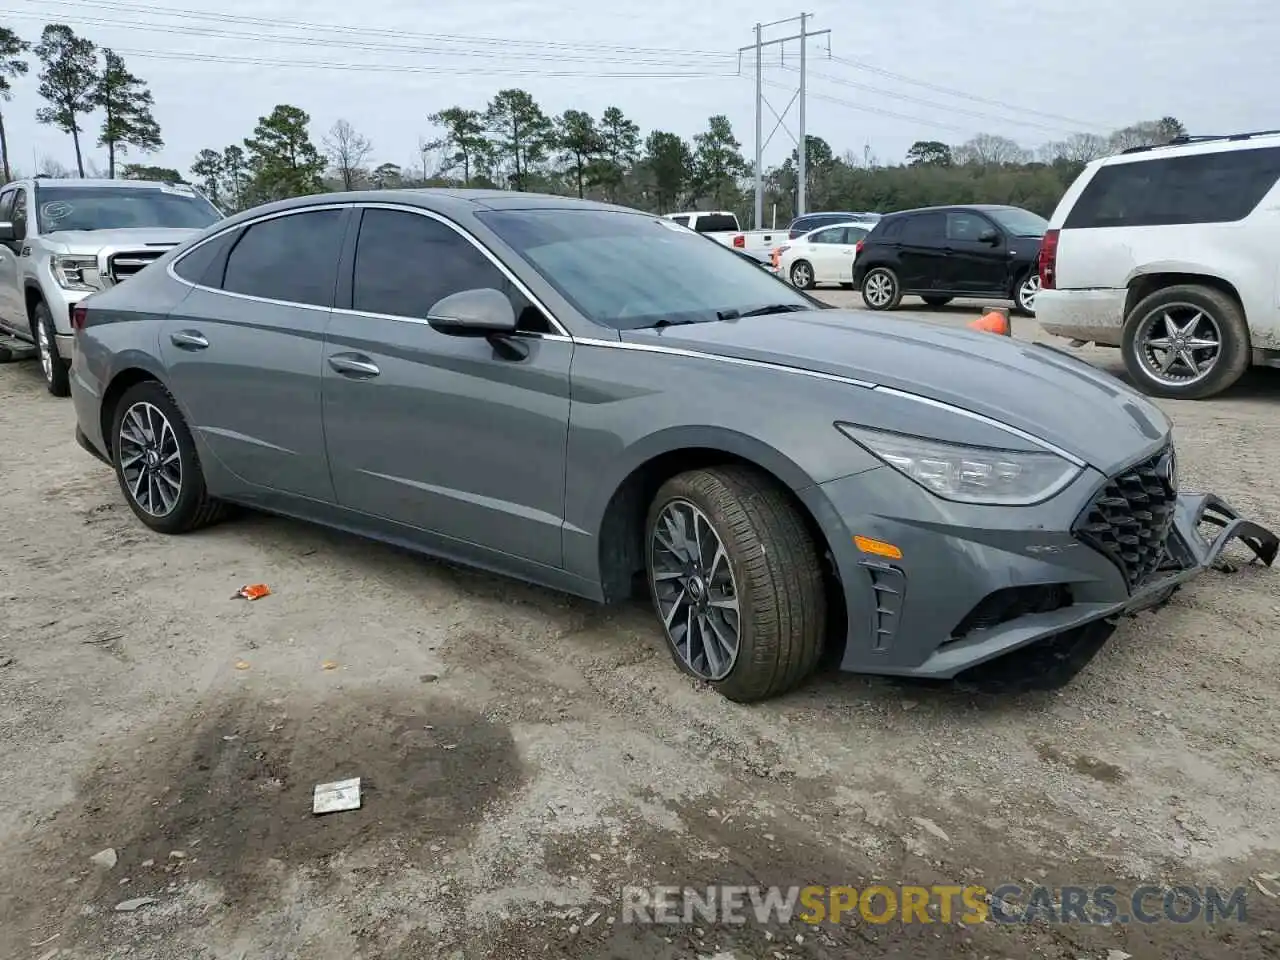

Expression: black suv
xmin=850 ymin=204 xmax=1046 ymax=315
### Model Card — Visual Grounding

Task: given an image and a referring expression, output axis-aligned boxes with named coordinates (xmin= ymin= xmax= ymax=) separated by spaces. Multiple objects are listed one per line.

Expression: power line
xmin=827 ymin=54 xmax=1105 ymax=131
xmin=783 ymin=65 xmax=1083 ymax=135
xmin=4 ymin=0 xmax=738 ymax=59
xmin=762 ymin=79 xmax=972 ymax=136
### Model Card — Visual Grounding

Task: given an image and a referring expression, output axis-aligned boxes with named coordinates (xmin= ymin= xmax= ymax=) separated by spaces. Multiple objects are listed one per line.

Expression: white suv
xmin=1035 ymin=131 xmax=1280 ymax=399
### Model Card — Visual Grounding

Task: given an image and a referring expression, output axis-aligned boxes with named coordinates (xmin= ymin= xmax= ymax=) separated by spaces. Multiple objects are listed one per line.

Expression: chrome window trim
xmin=167 ymin=201 xmax=573 ymax=336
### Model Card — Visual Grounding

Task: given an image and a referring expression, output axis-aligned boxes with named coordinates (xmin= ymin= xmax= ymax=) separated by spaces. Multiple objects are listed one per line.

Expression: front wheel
xmin=860 ymin=267 xmax=902 ymax=311
xmin=34 ymin=302 xmax=70 ymax=397
xmin=110 ymin=380 xmax=229 ymax=534
xmin=1014 ymin=271 xmax=1040 ymax=316
xmin=1120 ymin=284 xmax=1250 ymax=399
xmin=645 ymin=466 xmax=826 ymax=703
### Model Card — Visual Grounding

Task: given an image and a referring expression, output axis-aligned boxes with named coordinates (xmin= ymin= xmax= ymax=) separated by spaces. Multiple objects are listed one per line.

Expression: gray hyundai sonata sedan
xmin=69 ymin=191 xmax=1277 ymax=702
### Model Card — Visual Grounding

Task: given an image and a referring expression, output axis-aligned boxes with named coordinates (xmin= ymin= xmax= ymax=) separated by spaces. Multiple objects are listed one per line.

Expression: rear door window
xmin=900 ymin=213 xmax=944 ymax=245
xmin=221 ymin=209 xmax=345 ymax=307
xmin=1064 ymin=146 xmax=1280 ymax=228
xmin=809 ymin=227 xmax=843 ymax=244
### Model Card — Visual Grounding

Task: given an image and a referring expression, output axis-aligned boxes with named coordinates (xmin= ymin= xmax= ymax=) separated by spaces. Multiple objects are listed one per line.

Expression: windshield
xmin=477 ymin=209 xmax=817 ymax=329
xmin=987 ymin=207 xmax=1048 ymax=237
xmin=35 ymin=185 xmax=222 ymax=233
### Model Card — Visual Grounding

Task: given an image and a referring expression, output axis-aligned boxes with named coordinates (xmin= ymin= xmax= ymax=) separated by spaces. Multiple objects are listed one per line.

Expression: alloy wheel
xmin=118 ymin=401 xmax=184 ymax=517
xmin=36 ymin=320 xmax=52 ymax=383
xmin=864 ymin=270 xmax=894 ymax=307
xmin=649 ymin=498 xmax=741 ymax=681
xmin=1018 ymin=274 xmax=1041 ymax=312
xmin=1133 ymin=304 xmax=1222 ymax=386
xmin=791 ymin=262 xmax=811 ymax=288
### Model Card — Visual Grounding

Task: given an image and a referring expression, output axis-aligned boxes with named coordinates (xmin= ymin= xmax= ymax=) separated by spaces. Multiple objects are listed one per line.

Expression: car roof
xmin=802 ymin=221 xmax=872 ymax=234
xmin=1095 ymin=130 xmax=1280 ymax=167
xmin=27 ymin=177 xmax=189 ymax=190
xmin=880 ymin=203 xmax=1024 ymax=218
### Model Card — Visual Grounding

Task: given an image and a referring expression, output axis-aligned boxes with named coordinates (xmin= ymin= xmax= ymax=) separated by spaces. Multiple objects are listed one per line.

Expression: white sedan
xmin=772 ymin=222 xmax=872 ymax=289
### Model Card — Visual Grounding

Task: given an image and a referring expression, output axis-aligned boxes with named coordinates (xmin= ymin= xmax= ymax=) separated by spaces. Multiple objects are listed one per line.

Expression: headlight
xmin=52 ymin=254 xmax=103 ymax=291
xmin=836 ymin=424 xmax=1083 ymax=506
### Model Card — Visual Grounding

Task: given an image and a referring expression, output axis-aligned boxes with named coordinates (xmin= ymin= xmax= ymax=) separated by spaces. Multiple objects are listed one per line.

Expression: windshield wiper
xmin=645 ymin=316 xmax=714 ymax=329
xmin=736 ymin=303 xmax=811 ymax=318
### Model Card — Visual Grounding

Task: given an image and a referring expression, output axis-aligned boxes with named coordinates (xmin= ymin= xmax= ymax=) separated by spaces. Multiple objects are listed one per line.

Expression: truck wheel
xmin=34 ymin=301 xmax=70 ymax=397
xmin=789 ymin=260 xmax=815 ymax=289
xmin=861 ymin=267 xmax=902 ymax=310
xmin=645 ymin=466 xmax=826 ymax=703
xmin=1121 ymin=284 xmax=1250 ymax=399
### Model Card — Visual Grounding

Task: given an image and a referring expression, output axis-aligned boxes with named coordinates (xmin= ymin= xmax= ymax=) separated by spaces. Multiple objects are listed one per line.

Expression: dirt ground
xmin=2 ymin=293 xmax=1279 ymax=960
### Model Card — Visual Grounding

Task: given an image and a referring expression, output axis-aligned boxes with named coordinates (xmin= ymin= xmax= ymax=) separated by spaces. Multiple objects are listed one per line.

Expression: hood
xmin=42 ymin=227 xmax=199 ymax=251
xmin=622 ymin=309 xmax=1171 ymax=476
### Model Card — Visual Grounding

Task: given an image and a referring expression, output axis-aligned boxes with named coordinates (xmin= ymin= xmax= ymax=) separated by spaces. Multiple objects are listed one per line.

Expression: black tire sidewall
xmin=110 ymin=381 xmax=210 ymax=533
xmin=35 ymin=303 xmax=70 ymax=397
xmin=1121 ymin=286 xmax=1250 ymax=399
xmin=861 ymin=267 xmax=899 ymax=310
xmin=790 ymin=260 xmax=814 ymax=289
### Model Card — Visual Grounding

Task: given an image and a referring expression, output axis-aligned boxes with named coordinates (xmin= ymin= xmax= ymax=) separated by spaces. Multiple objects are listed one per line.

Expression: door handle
xmin=328 ymin=353 xmax=380 ymax=378
xmin=169 ymin=330 xmax=209 ymax=350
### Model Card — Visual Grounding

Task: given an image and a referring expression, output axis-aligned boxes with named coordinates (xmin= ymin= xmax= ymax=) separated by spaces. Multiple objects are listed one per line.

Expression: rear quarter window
xmin=1064 ymin=145 xmax=1280 ymax=228
xmin=869 ymin=217 xmax=904 ymax=242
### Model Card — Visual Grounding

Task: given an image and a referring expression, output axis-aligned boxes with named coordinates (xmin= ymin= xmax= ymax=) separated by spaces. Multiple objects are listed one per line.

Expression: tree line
xmin=1 ymin=21 xmax=1187 ymax=224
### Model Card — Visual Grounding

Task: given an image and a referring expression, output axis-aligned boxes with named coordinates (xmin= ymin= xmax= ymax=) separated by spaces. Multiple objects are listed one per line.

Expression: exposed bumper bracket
xmin=1170 ymin=493 xmax=1278 ymax=571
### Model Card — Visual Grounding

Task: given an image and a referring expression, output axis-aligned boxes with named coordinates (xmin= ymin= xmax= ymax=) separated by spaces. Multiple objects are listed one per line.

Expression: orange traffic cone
xmin=968 ymin=307 xmax=1011 ymax=336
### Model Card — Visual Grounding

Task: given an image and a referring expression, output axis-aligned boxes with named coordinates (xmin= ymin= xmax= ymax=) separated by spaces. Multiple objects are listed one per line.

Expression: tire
xmin=110 ymin=379 xmax=228 ymax=534
xmin=860 ymin=266 xmax=902 ymax=311
xmin=1120 ymin=284 xmax=1250 ymax=400
xmin=1013 ymin=270 xmax=1040 ymax=316
xmin=789 ymin=260 xmax=815 ymax=290
xmin=839 ymin=282 xmax=854 ymax=290
xmin=921 ymin=296 xmax=952 ymax=308
xmin=33 ymin=301 xmax=70 ymax=397
xmin=645 ymin=466 xmax=827 ymax=703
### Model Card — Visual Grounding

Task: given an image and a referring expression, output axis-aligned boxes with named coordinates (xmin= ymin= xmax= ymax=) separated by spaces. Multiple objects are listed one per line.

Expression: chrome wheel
xmin=36 ymin=320 xmax=52 ymax=383
xmin=118 ymin=401 xmax=183 ymax=517
xmin=1018 ymin=274 xmax=1040 ymax=312
xmin=1134 ymin=303 xmax=1222 ymax=386
xmin=649 ymin=498 xmax=741 ymax=681
xmin=790 ymin=262 xmax=812 ymax=288
xmin=864 ymin=270 xmax=894 ymax=308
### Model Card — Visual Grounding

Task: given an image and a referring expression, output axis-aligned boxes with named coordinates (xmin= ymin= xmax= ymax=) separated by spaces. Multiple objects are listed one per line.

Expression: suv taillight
xmin=855 ymin=239 xmax=865 ymax=255
xmin=733 ymin=234 xmax=745 ymax=248
xmin=71 ymin=304 xmax=88 ymax=331
xmin=1038 ymin=228 xmax=1059 ymax=290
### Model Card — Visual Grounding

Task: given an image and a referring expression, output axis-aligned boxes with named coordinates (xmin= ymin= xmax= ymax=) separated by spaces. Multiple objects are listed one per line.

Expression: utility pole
xmin=738 ymin=15 xmax=830 ymax=229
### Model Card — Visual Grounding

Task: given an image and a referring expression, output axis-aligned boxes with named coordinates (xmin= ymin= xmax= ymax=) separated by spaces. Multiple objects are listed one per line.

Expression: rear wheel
xmin=1014 ymin=271 xmax=1040 ymax=316
xmin=34 ymin=302 xmax=70 ymax=397
xmin=1121 ymin=284 xmax=1250 ymax=399
xmin=110 ymin=380 xmax=229 ymax=534
xmin=789 ymin=260 xmax=815 ymax=289
xmin=921 ymin=295 xmax=952 ymax=308
xmin=861 ymin=266 xmax=902 ymax=311
xmin=645 ymin=466 xmax=826 ymax=703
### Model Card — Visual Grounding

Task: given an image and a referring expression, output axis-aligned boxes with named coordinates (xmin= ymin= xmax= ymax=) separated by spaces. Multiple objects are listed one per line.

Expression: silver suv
xmin=0 ymin=177 xmax=222 ymax=395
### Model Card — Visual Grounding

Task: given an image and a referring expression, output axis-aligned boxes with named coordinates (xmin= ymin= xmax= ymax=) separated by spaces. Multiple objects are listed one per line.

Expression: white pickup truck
xmin=663 ymin=211 xmax=785 ymax=263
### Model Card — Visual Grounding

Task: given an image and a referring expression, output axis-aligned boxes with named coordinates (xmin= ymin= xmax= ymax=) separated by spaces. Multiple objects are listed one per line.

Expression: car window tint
xmin=669 ymin=215 xmax=690 ymax=227
xmin=172 ymin=228 xmax=241 ymax=286
xmin=223 ymin=210 xmax=344 ymax=306
xmin=11 ymin=189 xmax=27 ymax=241
xmin=842 ymin=226 xmax=869 ymax=244
xmin=874 ymin=217 xmax=904 ymax=241
xmin=901 ymin=213 xmax=943 ymax=244
xmin=0 ymin=189 xmax=14 ymax=224
xmin=946 ymin=211 xmax=989 ymax=241
xmin=352 ymin=208 xmax=550 ymax=333
xmin=1064 ymin=146 xmax=1280 ymax=228
xmin=809 ymin=227 xmax=841 ymax=244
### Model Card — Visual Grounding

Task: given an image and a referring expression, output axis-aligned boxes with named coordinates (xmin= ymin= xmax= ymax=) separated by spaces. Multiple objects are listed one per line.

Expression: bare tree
xmin=953 ymin=133 xmax=1030 ymax=167
xmin=1038 ymin=132 xmax=1110 ymax=164
xmin=322 ymin=118 xmax=372 ymax=190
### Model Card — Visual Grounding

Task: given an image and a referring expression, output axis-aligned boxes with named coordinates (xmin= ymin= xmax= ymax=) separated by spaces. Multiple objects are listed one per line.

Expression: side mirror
xmin=0 ymin=221 xmax=14 ymax=242
xmin=978 ymin=228 xmax=1001 ymax=245
xmin=426 ymin=288 xmax=517 ymax=336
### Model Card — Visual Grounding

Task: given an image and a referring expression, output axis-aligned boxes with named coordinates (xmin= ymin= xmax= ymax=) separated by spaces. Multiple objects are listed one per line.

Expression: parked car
xmin=663 ymin=210 xmax=785 ymax=262
xmin=851 ymin=204 xmax=1046 ymax=315
xmin=1036 ymin=130 xmax=1280 ymax=400
xmin=0 ymin=177 xmax=223 ymax=396
xmin=787 ymin=211 xmax=880 ymax=239
xmin=70 ymin=191 xmax=1276 ymax=702
xmin=774 ymin=221 xmax=873 ymax=289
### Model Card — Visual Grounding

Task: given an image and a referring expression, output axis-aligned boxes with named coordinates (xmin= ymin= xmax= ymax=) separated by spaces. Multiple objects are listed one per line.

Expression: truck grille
xmin=1075 ymin=447 xmax=1177 ymax=590
xmin=107 ymin=248 xmax=173 ymax=284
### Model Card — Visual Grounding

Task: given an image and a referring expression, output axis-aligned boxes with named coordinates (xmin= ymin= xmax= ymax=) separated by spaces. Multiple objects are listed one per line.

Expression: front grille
xmin=1075 ymin=447 xmax=1177 ymax=589
xmin=107 ymin=248 xmax=173 ymax=283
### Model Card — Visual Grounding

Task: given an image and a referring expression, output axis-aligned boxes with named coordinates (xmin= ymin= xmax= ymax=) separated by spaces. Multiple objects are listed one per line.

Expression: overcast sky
xmin=1 ymin=0 xmax=1275 ymax=179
